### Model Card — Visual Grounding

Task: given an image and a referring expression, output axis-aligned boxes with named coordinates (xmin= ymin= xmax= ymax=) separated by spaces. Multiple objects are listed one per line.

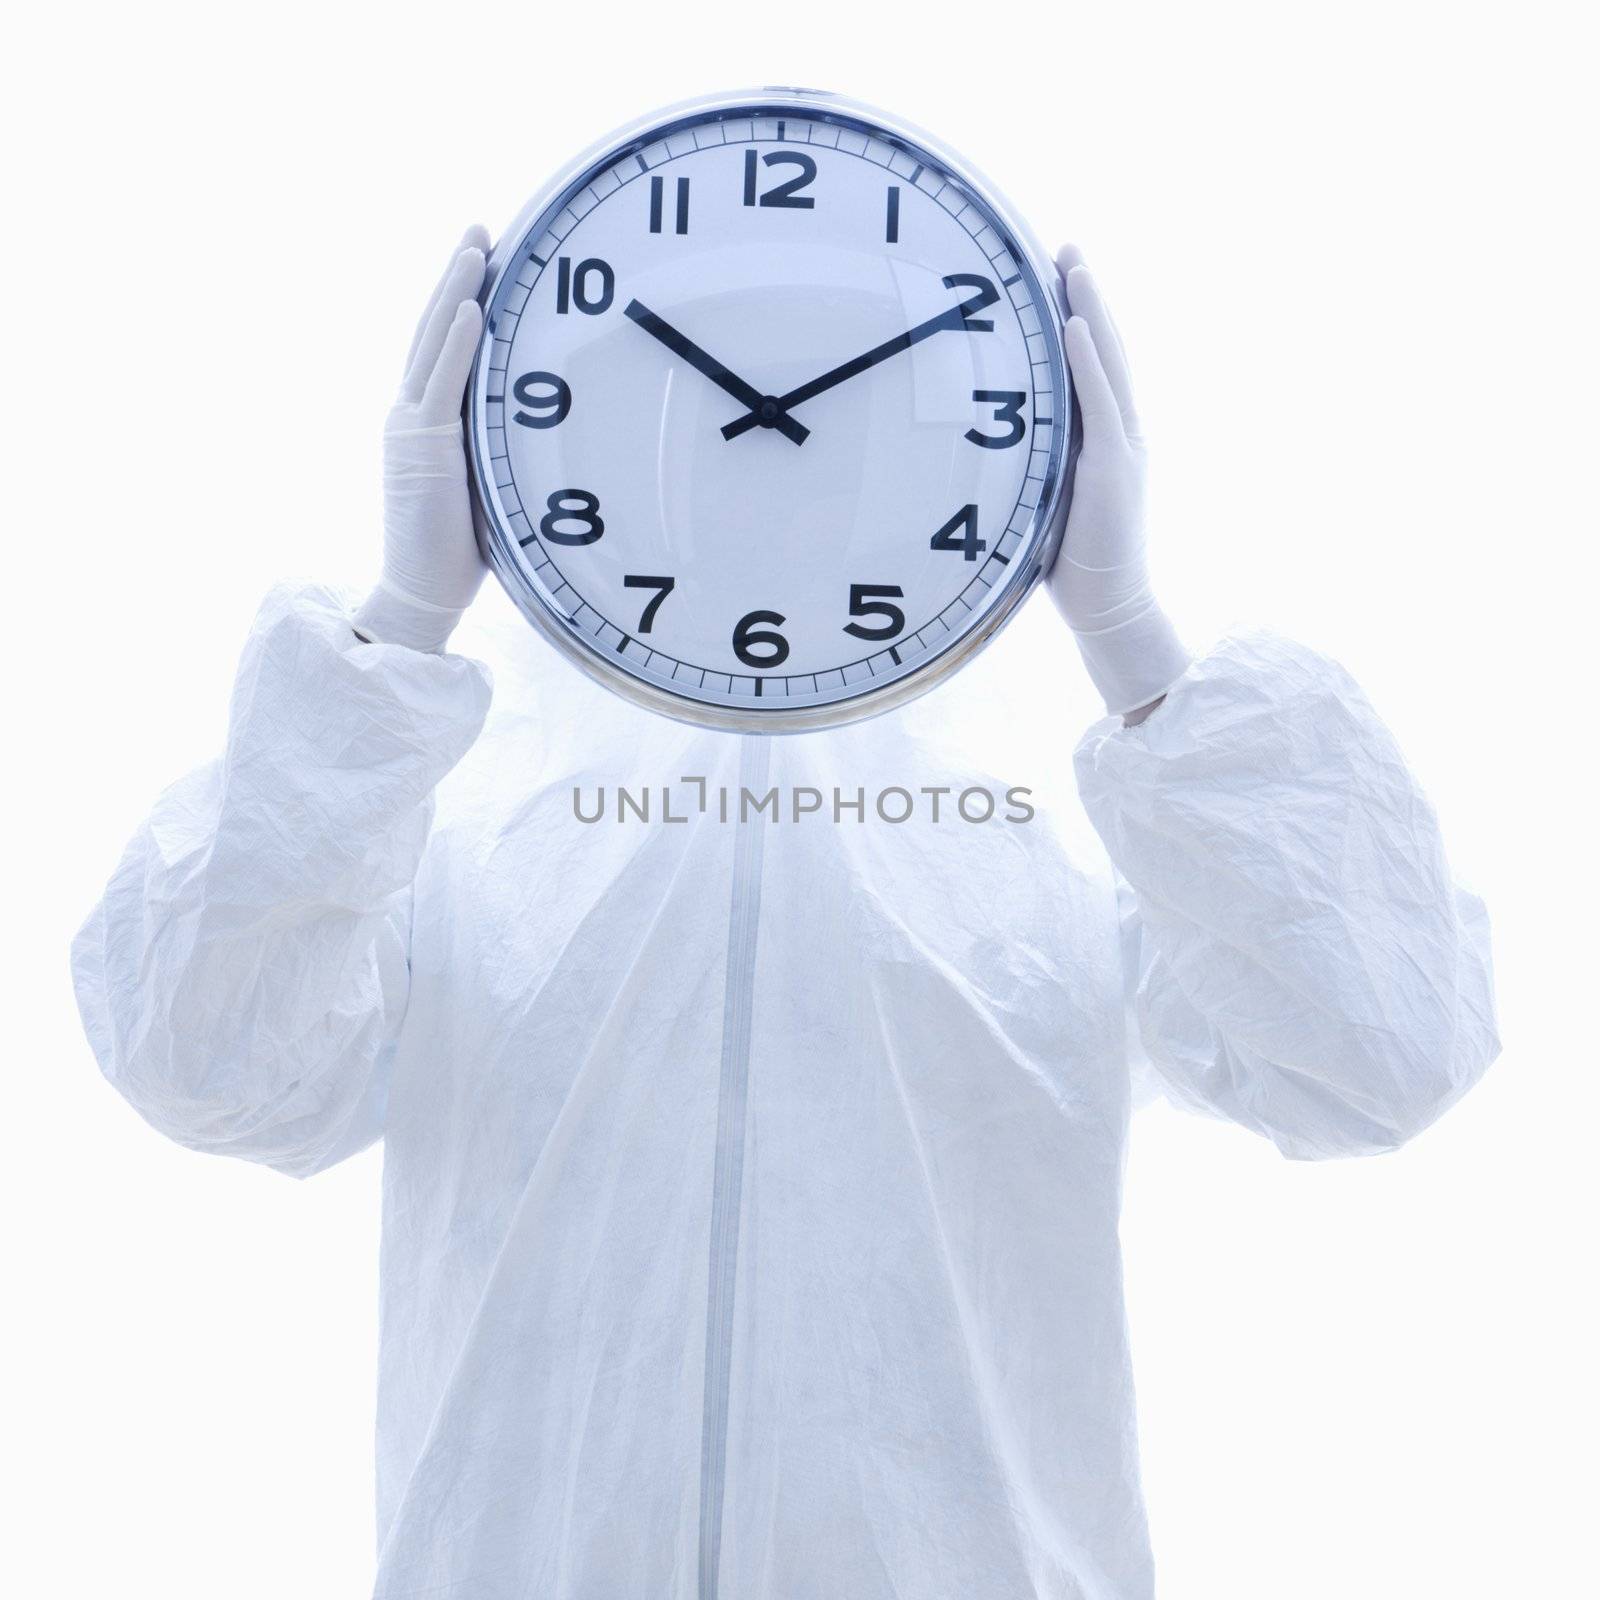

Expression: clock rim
xmin=466 ymin=86 xmax=1077 ymax=736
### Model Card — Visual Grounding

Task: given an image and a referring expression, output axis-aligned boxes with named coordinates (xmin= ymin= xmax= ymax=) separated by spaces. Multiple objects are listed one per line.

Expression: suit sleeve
xmin=70 ymin=583 xmax=492 ymax=1177
xmin=1075 ymin=629 xmax=1499 ymax=1160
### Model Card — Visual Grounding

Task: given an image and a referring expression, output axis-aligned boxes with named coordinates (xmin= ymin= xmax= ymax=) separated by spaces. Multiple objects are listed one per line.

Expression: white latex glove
xmin=1050 ymin=246 xmax=1191 ymax=719
xmin=352 ymin=227 xmax=490 ymax=653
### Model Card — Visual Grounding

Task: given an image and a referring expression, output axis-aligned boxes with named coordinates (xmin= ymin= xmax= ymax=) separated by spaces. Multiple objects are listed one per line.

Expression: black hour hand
xmin=624 ymin=299 xmax=808 ymax=445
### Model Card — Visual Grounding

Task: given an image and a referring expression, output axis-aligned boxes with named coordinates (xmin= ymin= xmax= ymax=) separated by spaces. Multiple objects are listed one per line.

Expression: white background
xmin=5 ymin=3 xmax=1595 ymax=1595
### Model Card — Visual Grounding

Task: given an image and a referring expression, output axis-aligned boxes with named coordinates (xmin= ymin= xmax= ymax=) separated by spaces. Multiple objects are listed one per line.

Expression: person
xmin=71 ymin=227 xmax=1499 ymax=1600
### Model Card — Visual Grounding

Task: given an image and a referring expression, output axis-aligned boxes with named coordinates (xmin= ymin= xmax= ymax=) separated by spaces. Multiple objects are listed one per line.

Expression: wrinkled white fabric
xmin=72 ymin=581 xmax=1498 ymax=1600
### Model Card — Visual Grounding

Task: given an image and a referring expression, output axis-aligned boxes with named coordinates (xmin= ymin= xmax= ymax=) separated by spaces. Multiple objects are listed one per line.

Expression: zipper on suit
xmin=698 ymin=734 xmax=771 ymax=1600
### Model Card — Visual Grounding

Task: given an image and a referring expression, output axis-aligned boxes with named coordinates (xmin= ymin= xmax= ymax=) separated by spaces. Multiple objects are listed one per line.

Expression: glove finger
xmin=1056 ymin=247 xmax=1129 ymax=368
xmin=403 ymin=227 xmax=488 ymax=377
xmin=1063 ymin=315 xmax=1126 ymax=444
xmin=404 ymin=226 xmax=490 ymax=376
xmin=406 ymin=244 xmax=486 ymax=393
xmin=419 ymin=299 xmax=484 ymax=424
xmin=1062 ymin=262 xmax=1140 ymax=438
xmin=1059 ymin=245 xmax=1131 ymax=382
xmin=1056 ymin=241 xmax=1086 ymax=278
xmin=1077 ymin=271 xmax=1132 ymax=389
xmin=403 ymin=246 xmax=486 ymax=403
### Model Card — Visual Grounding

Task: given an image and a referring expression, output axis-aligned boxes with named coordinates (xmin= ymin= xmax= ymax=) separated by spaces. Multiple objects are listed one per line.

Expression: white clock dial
xmin=469 ymin=91 xmax=1073 ymax=731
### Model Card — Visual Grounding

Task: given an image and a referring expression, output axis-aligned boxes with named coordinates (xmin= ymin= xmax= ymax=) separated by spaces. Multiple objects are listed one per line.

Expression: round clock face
xmin=469 ymin=91 xmax=1072 ymax=732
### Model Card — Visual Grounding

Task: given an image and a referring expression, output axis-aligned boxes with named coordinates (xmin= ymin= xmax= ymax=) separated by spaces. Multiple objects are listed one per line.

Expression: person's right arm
xmin=71 ymin=232 xmax=494 ymax=1178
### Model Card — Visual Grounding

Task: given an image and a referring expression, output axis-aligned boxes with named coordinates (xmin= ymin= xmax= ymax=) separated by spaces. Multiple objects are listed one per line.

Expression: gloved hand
xmin=1050 ymin=246 xmax=1191 ymax=719
xmin=352 ymin=227 xmax=491 ymax=654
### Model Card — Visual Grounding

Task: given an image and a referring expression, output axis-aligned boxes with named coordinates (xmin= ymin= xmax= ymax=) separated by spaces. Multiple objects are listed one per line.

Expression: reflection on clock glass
xmin=472 ymin=103 xmax=1067 ymax=722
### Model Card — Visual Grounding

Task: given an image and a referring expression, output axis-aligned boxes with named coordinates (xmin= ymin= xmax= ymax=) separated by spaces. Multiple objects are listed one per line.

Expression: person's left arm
xmin=1056 ymin=252 xmax=1499 ymax=1158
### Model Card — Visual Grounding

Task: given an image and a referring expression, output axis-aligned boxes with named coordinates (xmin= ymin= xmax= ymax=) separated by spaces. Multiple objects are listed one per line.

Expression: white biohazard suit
xmin=71 ymin=231 xmax=1499 ymax=1600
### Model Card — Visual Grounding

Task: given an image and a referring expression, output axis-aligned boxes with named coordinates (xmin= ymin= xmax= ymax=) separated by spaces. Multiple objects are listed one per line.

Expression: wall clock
xmin=468 ymin=88 xmax=1075 ymax=731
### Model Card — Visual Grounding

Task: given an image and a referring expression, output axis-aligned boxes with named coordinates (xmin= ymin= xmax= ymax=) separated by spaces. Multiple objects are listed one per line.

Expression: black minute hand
xmin=624 ymin=299 xmax=809 ymax=445
xmin=721 ymin=273 xmax=1000 ymax=442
